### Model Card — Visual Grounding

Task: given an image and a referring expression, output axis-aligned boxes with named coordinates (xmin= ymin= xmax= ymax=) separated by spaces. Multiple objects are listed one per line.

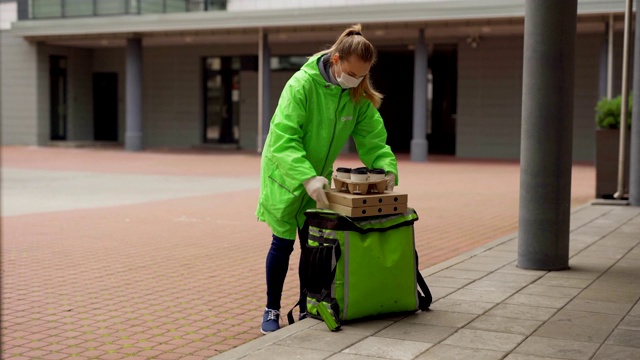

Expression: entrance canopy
xmin=10 ymin=0 xmax=627 ymax=48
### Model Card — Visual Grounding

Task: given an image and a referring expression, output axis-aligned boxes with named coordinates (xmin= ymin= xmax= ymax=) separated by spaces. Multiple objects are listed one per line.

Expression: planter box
xmin=596 ymin=129 xmax=630 ymax=198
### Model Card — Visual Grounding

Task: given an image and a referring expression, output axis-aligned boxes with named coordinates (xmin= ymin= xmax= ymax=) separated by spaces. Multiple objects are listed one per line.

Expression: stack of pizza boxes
xmin=324 ymin=166 xmax=408 ymax=218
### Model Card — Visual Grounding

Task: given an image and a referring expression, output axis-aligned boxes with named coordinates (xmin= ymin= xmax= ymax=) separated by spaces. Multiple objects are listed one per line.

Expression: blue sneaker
xmin=261 ymin=308 xmax=280 ymax=334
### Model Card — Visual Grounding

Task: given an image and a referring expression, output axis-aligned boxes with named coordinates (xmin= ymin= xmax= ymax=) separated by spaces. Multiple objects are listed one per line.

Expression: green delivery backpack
xmin=287 ymin=208 xmax=432 ymax=331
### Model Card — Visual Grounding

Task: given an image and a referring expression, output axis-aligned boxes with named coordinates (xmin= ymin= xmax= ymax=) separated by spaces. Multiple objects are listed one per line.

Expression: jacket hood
xmin=300 ymin=54 xmax=332 ymax=87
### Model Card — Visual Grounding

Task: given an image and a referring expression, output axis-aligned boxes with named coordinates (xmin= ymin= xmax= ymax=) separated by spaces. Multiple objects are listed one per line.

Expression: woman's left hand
xmin=386 ymin=173 xmax=396 ymax=191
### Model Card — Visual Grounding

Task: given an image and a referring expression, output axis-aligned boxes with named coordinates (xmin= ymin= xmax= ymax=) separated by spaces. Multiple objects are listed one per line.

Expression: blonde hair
xmin=315 ymin=24 xmax=384 ymax=108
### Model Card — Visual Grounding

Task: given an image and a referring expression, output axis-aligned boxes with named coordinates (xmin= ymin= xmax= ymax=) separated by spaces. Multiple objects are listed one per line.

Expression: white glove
xmin=303 ymin=176 xmax=329 ymax=208
xmin=386 ymin=173 xmax=396 ymax=192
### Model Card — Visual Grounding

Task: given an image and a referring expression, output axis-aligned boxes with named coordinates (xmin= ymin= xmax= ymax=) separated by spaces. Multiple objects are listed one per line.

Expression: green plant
xmin=595 ymin=94 xmax=632 ymax=129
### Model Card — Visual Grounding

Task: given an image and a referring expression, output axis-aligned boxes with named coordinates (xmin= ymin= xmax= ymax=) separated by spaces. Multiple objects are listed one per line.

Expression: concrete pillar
xmin=630 ymin=0 xmax=640 ymax=206
xmin=257 ymin=30 xmax=271 ymax=153
xmin=125 ymin=38 xmax=143 ymax=151
xmin=614 ymin=0 xmax=633 ymax=200
xmin=411 ymin=29 xmax=428 ymax=162
xmin=599 ymin=23 xmax=609 ymax=100
xmin=517 ymin=0 xmax=577 ymax=270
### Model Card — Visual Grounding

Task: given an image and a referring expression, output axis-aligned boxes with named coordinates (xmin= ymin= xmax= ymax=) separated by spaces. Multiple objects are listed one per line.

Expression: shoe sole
xmin=260 ymin=327 xmax=277 ymax=335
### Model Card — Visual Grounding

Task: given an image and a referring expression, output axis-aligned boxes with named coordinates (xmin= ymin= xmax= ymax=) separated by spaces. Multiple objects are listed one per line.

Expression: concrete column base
xmin=125 ymin=132 xmax=143 ymax=152
xmin=410 ymin=139 xmax=428 ymax=162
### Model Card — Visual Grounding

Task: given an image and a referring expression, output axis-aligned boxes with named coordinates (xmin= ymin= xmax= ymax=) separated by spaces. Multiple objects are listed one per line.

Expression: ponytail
xmin=314 ymin=24 xmax=384 ymax=108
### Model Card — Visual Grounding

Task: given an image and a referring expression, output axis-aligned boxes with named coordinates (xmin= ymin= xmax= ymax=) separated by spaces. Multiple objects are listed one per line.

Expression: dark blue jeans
xmin=265 ymin=222 xmax=308 ymax=311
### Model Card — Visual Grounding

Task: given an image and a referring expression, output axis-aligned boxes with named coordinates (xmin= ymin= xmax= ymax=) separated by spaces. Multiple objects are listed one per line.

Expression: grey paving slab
xmin=616 ymin=259 xmax=640 ymax=269
xmin=326 ymin=353 xmax=388 ymax=360
xmin=485 ymin=304 xmax=558 ymax=322
xmin=275 ymin=329 xmax=366 ymax=352
xmin=513 ymin=336 xmax=599 ymax=359
xmin=239 ymin=344 xmax=333 ymax=360
xmin=428 ymin=286 xmax=457 ymax=301
xmin=422 ymin=276 xmax=473 ymax=289
xmin=309 ymin=319 xmax=394 ymax=335
xmin=597 ymin=236 xmax=640 ymax=249
xmin=599 ymin=269 xmax=640 ymax=283
xmin=605 ymin=329 xmax=640 ymax=348
xmin=568 ymin=242 xmax=598 ymax=257
xmin=210 ymin=319 xmax=319 ymax=360
xmin=465 ymin=255 xmax=515 ymax=265
xmin=577 ymin=288 xmax=640 ymax=304
xmin=619 ymin=315 xmax=640 ymax=331
xmin=592 ymin=344 xmax=640 ymax=360
xmin=548 ymin=309 xmax=623 ymax=329
xmin=587 ymin=280 xmax=640 ymax=294
xmin=503 ymin=294 xmax=572 ymax=309
xmin=533 ymin=322 xmax=613 ymax=343
xmin=464 ymin=279 xmax=524 ymax=293
xmin=626 ymin=249 xmax=640 ymax=260
xmin=376 ymin=322 xmax=457 ymax=343
xmin=429 ymin=298 xmax=495 ymax=315
xmin=431 ymin=269 xmax=489 ymax=280
xmin=504 ymin=354 xmax=564 ymax=360
xmin=482 ymin=272 xmax=544 ymax=286
xmin=414 ymin=344 xmax=505 ymax=360
xmin=569 ymin=254 xmax=619 ymax=267
xmin=579 ymin=247 xmax=630 ymax=261
xmin=449 ymin=261 xmax=505 ymax=272
xmin=445 ymin=288 xmax=513 ymax=303
xmin=494 ymin=264 xmax=547 ymax=276
xmin=465 ymin=315 xmax=542 ymax=336
xmin=478 ymin=249 xmax=517 ymax=259
xmin=632 ymin=302 xmax=640 ymax=317
xmin=342 ymin=337 xmax=433 ymax=360
xmin=491 ymin=240 xmax=518 ymax=252
xmin=537 ymin=266 xmax=603 ymax=280
xmin=564 ymin=298 xmax=633 ymax=315
xmin=441 ymin=329 xmax=524 ymax=352
xmin=533 ymin=275 xmax=593 ymax=288
xmin=568 ymin=230 xmax=606 ymax=244
xmin=402 ymin=310 xmax=477 ymax=328
xmin=518 ymin=284 xmax=582 ymax=298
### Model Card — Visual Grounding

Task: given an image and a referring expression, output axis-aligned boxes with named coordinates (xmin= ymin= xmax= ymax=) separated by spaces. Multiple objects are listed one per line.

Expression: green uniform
xmin=256 ymin=54 xmax=398 ymax=240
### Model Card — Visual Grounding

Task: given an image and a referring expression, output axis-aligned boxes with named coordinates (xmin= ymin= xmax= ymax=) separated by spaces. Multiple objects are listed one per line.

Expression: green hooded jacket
xmin=256 ymin=54 xmax=398 ymax=240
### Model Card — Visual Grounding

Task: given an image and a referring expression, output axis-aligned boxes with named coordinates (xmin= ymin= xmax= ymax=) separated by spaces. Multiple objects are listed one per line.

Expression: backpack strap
xmin=286 ymin=296 xmax=303 ymax=325
xmin=415 ymin=250 xmax=432 ymax=311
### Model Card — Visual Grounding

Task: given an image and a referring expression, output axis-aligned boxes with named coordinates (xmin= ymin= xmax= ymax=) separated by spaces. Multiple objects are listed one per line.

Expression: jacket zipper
xmin=295 ymin=85 xmax=341 ymax=230
xmin=320 ymin=88 xmax=341 ymax=176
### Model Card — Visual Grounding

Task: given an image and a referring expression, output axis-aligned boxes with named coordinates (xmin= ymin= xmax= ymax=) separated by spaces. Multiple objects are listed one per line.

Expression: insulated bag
xmin=288 ymin=208 xmax=432 ymax=331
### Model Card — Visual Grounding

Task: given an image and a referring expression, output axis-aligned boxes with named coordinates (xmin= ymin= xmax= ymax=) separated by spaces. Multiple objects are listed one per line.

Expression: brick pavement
xmin=1 ymin=146 xmax=596 ymax=359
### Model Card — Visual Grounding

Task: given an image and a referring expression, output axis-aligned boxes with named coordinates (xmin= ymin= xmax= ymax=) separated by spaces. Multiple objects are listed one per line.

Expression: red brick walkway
xmin=1 ymin=146 xmax=595 ymax=359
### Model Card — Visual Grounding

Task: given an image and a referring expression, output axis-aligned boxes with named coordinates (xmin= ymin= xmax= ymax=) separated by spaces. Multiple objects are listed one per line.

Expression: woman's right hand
xmin=303 ymin=176 xmax=330 ymax=208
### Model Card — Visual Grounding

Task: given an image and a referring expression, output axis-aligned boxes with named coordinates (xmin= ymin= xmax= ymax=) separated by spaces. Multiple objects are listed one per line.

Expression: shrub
xmin=595 ymin=94 xmax=632 ymax=129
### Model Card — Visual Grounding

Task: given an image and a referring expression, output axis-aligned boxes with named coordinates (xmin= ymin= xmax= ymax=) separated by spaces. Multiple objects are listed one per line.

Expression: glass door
xmin=203 ymin=56 xmax=240 ymax=144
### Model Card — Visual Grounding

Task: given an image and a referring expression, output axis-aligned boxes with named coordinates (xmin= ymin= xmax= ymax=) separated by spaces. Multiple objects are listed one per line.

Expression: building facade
xmin=0 ymin=0 xmax=629 ymax=160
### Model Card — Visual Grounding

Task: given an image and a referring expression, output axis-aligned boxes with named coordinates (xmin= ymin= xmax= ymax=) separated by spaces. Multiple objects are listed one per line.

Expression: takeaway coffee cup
xmin=350 ymin=167 xmax=369 ymax=182
xmin=368 ymin=168 xmax=386 ymax=181
xmin=336 ymin=167 xmax=352 ymax=180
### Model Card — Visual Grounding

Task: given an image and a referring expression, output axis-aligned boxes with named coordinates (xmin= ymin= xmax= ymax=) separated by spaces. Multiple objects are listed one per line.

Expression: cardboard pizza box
xmin=327 ymin=202 xmax=409 ymax=218
xmin=324 ymin=189 xmax=409 ymax=217
xmin=324 ymin=189 xmax=408 ymax=208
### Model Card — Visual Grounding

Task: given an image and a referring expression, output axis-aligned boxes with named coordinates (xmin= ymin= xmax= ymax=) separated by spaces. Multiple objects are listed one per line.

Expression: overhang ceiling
xmin=9 ymin=0 xmax=628 ymax=49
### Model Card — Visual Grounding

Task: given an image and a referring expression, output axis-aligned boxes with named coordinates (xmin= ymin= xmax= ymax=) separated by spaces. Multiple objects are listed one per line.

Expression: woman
xmin=256 ymin=24 xmax=398 ymax=334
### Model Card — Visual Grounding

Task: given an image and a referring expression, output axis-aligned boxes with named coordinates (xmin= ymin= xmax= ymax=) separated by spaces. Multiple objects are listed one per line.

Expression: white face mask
xmin=336 ymin=62 xmax=363 ymax=89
